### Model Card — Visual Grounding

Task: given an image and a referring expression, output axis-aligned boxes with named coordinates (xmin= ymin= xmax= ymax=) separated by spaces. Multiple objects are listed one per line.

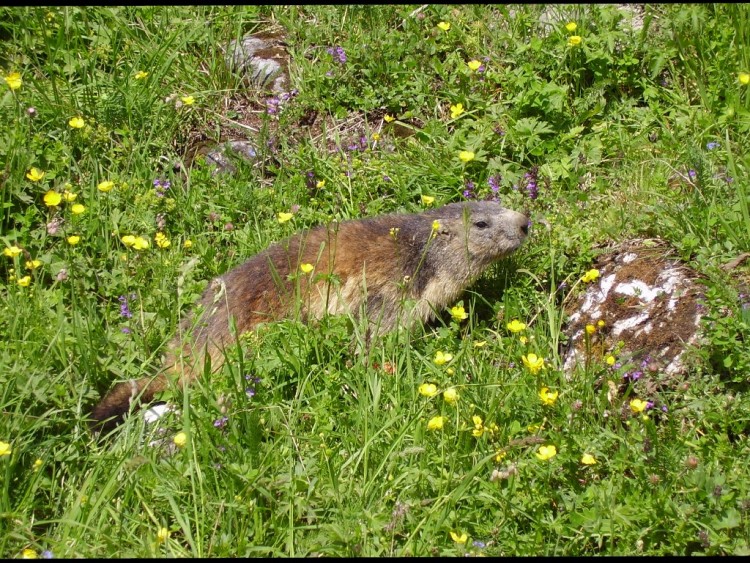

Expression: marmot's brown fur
xmin=91 ymin=201 xmax=528 ymax=432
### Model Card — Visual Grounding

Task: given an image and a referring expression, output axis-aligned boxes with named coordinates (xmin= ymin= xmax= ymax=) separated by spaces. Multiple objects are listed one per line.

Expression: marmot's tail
xmin=89 ymin=372 xmax=170 ymax=435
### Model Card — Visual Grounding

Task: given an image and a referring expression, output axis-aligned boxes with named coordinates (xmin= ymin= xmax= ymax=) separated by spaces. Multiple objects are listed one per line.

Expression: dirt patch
xmin=563 ymin=239 xmax=704 ymax=384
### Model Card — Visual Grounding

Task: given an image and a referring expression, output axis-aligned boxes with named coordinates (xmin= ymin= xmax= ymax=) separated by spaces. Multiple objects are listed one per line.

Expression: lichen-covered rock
xmin=226 ymin=32 xmax=289 ymax=93
xmin=563 ymin=239 xmax=703 ymax=378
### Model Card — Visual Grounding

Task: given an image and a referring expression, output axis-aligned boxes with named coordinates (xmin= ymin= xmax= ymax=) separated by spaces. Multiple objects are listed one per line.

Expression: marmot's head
xmin=426 ymin=201 xmax=529 ymax=270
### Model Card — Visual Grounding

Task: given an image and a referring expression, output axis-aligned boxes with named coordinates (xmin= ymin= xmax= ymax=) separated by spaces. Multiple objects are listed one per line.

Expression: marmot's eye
xmin=474 ymin=221 xmax=489 ymax=229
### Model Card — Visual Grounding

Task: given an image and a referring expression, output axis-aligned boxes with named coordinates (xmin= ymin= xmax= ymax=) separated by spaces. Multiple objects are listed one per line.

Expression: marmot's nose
xmin=509 ymin=210 xmax=530 ymax=237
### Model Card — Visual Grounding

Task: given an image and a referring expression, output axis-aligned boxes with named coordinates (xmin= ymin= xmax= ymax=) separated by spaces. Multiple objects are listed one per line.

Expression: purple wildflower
xmin=383 ymin=175 xmax=391 ymax=182
xmin=121 ymin=327 xmax=131 ymax=334
xmin=523 ymin=167 xmax=539 ymax=200
xmin=246 ymin=387 xmax=256 ymax=399
xmin=463 ymin=180 xmax=475 ymax=199
xmin=706 ymin=141 xmax=719 ymax=150
xmin=472 ymin=540 xmax=486 ymax=549
xmin=488 ymin=174 xmax=501 ymax=193
xmin=41 ymin=551 xmax=53 ymax=560
xmin=47 ymin=217 xmax=64 ymax=236
xmin=213 ymin=416 xmax=229 ymax=428
xmin=119 ymin=295 xmax=133 ymax=318
xmin=661 ymin=405 xmax=668 ymax=412
xmin=493 ymin=125 xmax=505 ymax=136
xmin=688 ymin=169 xmax=697 ymax=179
xmin=266 ymin=96 xmax=280 ymax=115
xmin=646 ymin=401 xmax=654 ymax=410
xmin=153 ymin=179 xmax=170 ymax=198
xmin=327 ymin=46 xmax=347 ymax=64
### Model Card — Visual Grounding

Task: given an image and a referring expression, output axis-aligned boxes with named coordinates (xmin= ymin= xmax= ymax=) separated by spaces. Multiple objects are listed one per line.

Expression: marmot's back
xmin=90 ymin=201 xmax=528 ymax=433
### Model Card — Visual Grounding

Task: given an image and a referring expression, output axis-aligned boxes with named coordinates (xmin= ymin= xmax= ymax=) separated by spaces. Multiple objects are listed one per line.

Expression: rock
xmin=226 ymin=32 xmax=289 ymax=93
xmin=563 ymin=239 xmax=703 ymax=378
xmin=203 ymin=140 xmax=260 ymax=175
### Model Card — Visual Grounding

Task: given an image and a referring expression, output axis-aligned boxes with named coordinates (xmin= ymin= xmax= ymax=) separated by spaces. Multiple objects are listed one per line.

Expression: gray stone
xmin=226 ymin=32 xmax=289 ymax=93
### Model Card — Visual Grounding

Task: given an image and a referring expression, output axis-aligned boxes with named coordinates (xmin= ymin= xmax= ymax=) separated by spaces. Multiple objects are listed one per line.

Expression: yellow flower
xmin=581 ymin=268 xmax=600 ymax=283
xmin=300 ymin=263 xmax=314 ymax=274
xmin=450 ymin=305 xmax=468 ymax=322
xmin=437 ymin=21 xmax=451 ymax=31
xmin=418 ymin=383 xmax=438 ymax=397
xmin=316 ymin=180 xmax=326 ymax=188
xmin=384 ymin=114 xmax=395 ymax=123
xmin=173 ymin=431 xmax=187 ymax=447
xmin=450 ymin=531 xmax=468 ymax=544
xmin=629 ymin=398 xmax=648 ymax=413
xmin=433 ymin=350 xmax=453 ymax=366
xmin=472 ymin=415 xmax=484 ymax=437
xmin=33 ymin=458 xmax=43 ymax=471
xmin=522 ymin=353 xmax=545 ymax=374
xmin=97 ymin=180 xmax=115 ymax=193
xmin=432 ymin=219 xmax=441 ymax=231
xmin=581 ymin=453 xmax=597 ymax=466
xmin=372 ymin=133 xmax=380 ymax=141
xmin=443 ymin=387 xmax=458 ymax=405
xmin=597 ymin=320 xmax=605 ymax=328
xmin=467 ymin=60 xmax=482 ymax=71
xmin=4 ymin=245 xmax=22 ymax=258
xmin=519 ymin=335 xmax=528 ymax=345
xmin=450 ymin=103 xmax=464 ymax=118
xmin=21 ymin=548 xmax=37 ymax=559
xmin=4 ymin=71 xmax=22 ymax=90
xmin=43 ymin=190 xmax=62 ymax=207
xmin=133 ymin=236 xmax=150 ymax=251
xmin=26 ymin=168 xmax=45 ymax=182
xmin=538 ymin=387 xmax=558 ymax=406
xmin=458 ymin=150 xmax=475 ymax=163
xmin=585 ymin=324 xmax=596 ymax=335
xmin=68 ymin=116 xmax=85 ymax=129
xmin=565 ymin=22 xmax=578 ymax=32
xmin=155 ymin=232 xmax=171 ymax=249
xmin=134 ymin=70 xmax=149 ymax=80
xmin=568 ymin=35 xmax=582 ymax=47
xmin=739 ymin=72 xmax=750 ymax=85
xmin=0 ymin=441 xmax=12 ymax=456
xmin=506 ymin=319 xmax=526 ymax=333
xmin=183 ymin=239 xmax=193 ymax=249
xmin=121 ymin=235 xmax=136 ymax=247
xmin=427 ymin=415 xmax=445 ymax=431
xmin=17 ymin=275 xmax=31 ymax=287
xmin=71 ymin=203 xmax=86 ymax=215
xmin=277 ymin=212 xmax=293 ymax=223
xmin=63 ymin=190 xmax=77 ymax=202
xmin=494 ymin=450 xmax=506 ymax=463
xmin=473 ymin=340 xmax=486 ymax=347
xmin=67 ymin=235 xmax=81 ymax=245
xmin=181 ymin=95 xmax=195 ymax=105
xmin=25 ymin=259 xmax=42 ymax=270
xmin=605 ymin=355 xmax=616 ymax=366
xmin=536 ymin=444 xmax=557 ymax=461
xmin=157 ymin=527 xmax=170 ymax=543
xmin=421 ymin=194 xmax=435 ymax=205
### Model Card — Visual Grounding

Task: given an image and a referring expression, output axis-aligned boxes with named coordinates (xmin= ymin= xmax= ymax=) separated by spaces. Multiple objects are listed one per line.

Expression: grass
xmin=2 ymin=4 xmax=750 ymax=557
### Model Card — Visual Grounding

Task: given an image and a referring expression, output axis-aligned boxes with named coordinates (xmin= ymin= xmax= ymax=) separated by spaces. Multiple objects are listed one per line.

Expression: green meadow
xmin=2 ymin=4 xmax=750 ymax=557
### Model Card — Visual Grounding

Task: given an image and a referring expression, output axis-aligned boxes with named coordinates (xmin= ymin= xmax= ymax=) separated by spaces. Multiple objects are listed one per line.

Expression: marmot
xmin=91 ymin=201 xmax=529 ymax=432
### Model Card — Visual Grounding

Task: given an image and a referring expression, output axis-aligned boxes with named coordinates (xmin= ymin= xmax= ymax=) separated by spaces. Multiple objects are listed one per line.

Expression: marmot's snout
xmin=502 ymin=208 xmax=530 ymax=244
